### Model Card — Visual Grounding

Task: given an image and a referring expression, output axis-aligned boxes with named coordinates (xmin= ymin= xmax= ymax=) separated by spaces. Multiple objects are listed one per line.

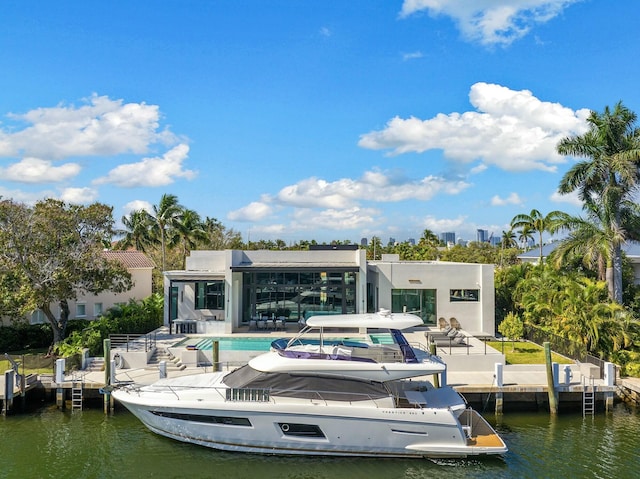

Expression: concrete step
xmin=85 ymin=358 xmax=105 ymax=372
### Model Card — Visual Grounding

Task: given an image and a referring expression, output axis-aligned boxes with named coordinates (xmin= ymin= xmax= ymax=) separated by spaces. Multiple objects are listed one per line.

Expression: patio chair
xmin=438 ymin=317 xmax=449 ymax=330
xmin=276 ymin=316 xmax=286 ymax=331
xmin=450 ymin=317 xmax=461 ymax=330
xmin=248 ymin=318 xmax=258 ymax=331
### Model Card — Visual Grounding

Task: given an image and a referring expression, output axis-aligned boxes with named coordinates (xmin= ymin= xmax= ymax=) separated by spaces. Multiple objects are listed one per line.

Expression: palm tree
xmin=117 ymin=209 xmax=154 ymax=252
xmin=150 ymin=194 xmax=183 ymax=271
xmin=499 ymin=229 xmax=517 ymax=268
xmin=556 ymin=102 xmax=640 ymax=303
xmin=517 ymin=224 xmax=534 ymax=251
xmin=510 ymin=209 xmax=567 ymax=263
xmin=170 ymin=208 xmax=207 ymax=268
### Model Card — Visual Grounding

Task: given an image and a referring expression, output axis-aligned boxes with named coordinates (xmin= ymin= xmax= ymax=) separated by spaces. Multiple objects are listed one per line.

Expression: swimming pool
xmin=181 ymin=335 xmax=381 ymax=352
xmin=189 ymin=337 xmax=276 ymax=351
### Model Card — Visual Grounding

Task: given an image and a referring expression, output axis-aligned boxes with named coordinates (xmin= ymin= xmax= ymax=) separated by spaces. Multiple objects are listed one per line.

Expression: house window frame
xmin=450 ymin=289 xmax=479 ymax=302
xmin=76 ymin=303 xmax=87 ymax=318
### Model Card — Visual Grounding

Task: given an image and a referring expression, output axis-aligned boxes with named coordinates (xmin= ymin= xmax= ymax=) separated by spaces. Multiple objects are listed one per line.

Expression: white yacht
xmin=112 ymin=311 xmax=507 ymax=458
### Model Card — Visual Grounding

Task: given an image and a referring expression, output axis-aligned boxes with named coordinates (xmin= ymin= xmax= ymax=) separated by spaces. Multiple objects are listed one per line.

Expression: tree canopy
xmin=556 ymin=102 xmax=640 ymax=302
xmin=0 ymin=198 xmax=132 ymax=345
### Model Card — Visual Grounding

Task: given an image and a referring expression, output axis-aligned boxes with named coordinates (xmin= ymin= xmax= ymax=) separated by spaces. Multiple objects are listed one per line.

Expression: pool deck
xmin=43 ymin=326 xmax=614 ymax=395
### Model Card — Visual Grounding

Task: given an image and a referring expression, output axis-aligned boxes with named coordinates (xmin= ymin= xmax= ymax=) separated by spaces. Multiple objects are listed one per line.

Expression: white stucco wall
xmin=370 ymin=260 xmax=495 ymax=334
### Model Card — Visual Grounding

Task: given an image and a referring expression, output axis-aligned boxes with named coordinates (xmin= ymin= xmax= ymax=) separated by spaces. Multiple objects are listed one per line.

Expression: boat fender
xmin=113 ymin=353 xmax=124 ymax=369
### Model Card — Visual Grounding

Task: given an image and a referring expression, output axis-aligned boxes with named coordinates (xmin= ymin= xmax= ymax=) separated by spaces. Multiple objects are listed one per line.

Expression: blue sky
xmin=1 ymin=1 xmax=638 ymax=244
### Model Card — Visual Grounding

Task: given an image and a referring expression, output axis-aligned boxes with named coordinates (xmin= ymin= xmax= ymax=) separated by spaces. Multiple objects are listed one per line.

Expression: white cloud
xmin=358 ymin=82 xmax=590 ymax=173
xmin=0 ymin=157 xmax=81 ymax=183
xmin=319 ymin=26 xmax=332 ymax=37
xmin=491 ymin=192 xmax=523 ymax=206
xmin=421 ymin=214 xmax=468 ymax=232
xmin=59 ymin=187 xmax=99 ymax=204
xmin=402 ymin=51 xmax=424 ymax=61
xmin=275 ymin=169 xmax=470 ymax=208
xmin=0 ymin=94 xmax=175 ymax=160
xmin=0 ymin=186 xmax=56 ymax=204
xmin=228 ymin=201 xmax=274 ymax=222
xmin=291 ymin=207 xmax=380 ymax=232
xmin=93 ymin=144 xmax=196 ymax=187
xmin=399 ymin=0 xmax=580 ymax=46
xmin=123 ymin=200 xmax=153 ymax=215
xmin=550 ymin=189 xmax=582 ymax=207
xmin=249 ymin=223 xmax=287 ymax=236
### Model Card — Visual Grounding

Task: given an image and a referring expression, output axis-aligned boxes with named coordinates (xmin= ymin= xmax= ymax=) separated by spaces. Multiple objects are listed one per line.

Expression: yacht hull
xmin=113 ymin=387 xmax=506 ymax=458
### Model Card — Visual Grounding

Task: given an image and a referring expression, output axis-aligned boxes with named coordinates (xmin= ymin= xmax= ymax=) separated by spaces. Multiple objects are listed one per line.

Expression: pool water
xmin=192 ymin=337 xmax=276 ymax=351
xmin=186 ymin=335 xmax=380 ymax=352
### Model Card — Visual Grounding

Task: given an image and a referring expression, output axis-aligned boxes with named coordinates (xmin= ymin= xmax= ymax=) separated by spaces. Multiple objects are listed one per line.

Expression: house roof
xmin=518 ymin=241 xmax=640 ymax=261
xmin=102 ymin=250 xmax=155 ymax=269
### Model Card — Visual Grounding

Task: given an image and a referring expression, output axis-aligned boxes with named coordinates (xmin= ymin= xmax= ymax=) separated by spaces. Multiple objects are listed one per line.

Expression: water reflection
xmin=0 ymin=404 xmax=638 ymax=479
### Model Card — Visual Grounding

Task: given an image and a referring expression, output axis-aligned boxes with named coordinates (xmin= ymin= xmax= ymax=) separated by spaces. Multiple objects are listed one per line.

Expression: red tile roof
xmin=102 ymin=250 xmax=155 ymax=269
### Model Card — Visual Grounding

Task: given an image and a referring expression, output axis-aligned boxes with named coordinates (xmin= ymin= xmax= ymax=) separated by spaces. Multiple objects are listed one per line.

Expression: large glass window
xmin=242 ymin=270 xmax=357 ymax=322
xmin=195 ymin=281 xmax=225 ymax=309
xmin=391 ymin=289 xmax=437 ymax=324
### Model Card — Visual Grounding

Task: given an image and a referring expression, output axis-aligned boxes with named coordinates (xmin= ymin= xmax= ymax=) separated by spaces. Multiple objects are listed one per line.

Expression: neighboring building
xmin=518 ymin=242 xmax=640 ymax=285
xmin=29 ymin=250 xmax=155 ymax=324
xmin=163 ymin=248 xmax=496 ymax=335
xmin=440 ymin=232 xmax=456 ymax=245
xmin=476 ymin=229 xmax=489 ymax=243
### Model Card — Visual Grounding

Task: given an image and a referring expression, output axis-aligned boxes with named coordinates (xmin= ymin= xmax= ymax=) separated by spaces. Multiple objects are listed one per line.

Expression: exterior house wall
xmin=165 ymin=249 xmax=368 ymax=334
xmin=370 ymin=259 xmax=494 ymax=333
xmin=164 ymin=249 xmax=495 ymax=335
xmin=63 ymin=267 xmax=153 ymax=321
xmin=25 ymin=251 xmax=154 ymax=325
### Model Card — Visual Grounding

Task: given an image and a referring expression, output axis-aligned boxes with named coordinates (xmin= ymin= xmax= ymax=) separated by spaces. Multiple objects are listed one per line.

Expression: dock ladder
xmin=583 ymin=380 xmax=595 ymax=416
xmin=71 ymin=380 xmax=83 ymax=411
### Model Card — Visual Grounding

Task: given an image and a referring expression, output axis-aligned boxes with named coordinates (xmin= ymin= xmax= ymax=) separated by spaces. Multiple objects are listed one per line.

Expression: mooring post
xmin=494 ymin=362 xmax=504 ymax=415
xmin=604 ymin=362 xmax=615 ymax=412
xmin=104 ymin=338 xmax=111 ymax=414
xmin=55 ymin=358 xmax=66 ymax=409
xmin=212 ymin=340 xmax=219 ymax=372
xmin=3 ymin=369 xmax=15 ymax=415
xmin=544 ymin=342 xmax=558 ymax=414
xmin=429 ymin=343 xmax=440 ymax=388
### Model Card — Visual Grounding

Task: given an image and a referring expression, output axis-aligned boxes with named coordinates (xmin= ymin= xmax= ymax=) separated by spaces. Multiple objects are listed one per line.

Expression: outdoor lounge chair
xmin=450 ymin=317 xmax=461 ymax=330
xmin=431 ymin=330 xmax=468 ymax=347
xmin=438 ymin=317 xmax=449 ymax=330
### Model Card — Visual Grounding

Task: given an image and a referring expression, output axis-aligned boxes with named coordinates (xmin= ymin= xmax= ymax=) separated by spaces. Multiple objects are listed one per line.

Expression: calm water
xmin=1 ymin=403 xmax=639 ymax=479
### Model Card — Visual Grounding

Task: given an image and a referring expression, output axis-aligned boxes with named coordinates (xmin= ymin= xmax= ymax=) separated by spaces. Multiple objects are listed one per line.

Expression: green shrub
xmin=0 ymin=323 xmax=52 ymax=353
xmin=55 ymin=294 xmax=164 ymax=357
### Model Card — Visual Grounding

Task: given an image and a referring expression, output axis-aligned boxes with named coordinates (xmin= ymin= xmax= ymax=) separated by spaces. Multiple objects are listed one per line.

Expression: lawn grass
xmin=487 ymin=340 xmax=573 ymax=365
xmin=0 ymin=352 xmax=55 ymax=375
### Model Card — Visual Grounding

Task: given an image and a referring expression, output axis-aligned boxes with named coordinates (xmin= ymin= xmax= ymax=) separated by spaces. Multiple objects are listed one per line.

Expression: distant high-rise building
xmin=389 ymin=237 xmax=397 ymax=246
xmin=407 ymin=238 xmax=415 ymax=246
xmin=476 ymin=229 xmax=489 ymax=243
xmin=440 ymin=232 xmax=456 ymax=244
xmin=360 ymin=237 xmax=368 ymax=247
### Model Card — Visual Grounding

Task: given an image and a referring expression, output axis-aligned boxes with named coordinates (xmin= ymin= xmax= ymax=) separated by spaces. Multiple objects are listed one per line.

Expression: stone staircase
xmin=85 ymin=357 xmax=105 ymax=372
xmin=147 ymin=348 xmax=186 ymax=371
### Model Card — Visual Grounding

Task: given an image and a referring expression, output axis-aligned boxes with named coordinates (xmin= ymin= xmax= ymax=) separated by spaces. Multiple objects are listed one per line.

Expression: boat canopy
xmin=223 ymin=364 xmax=391 ymax=401
xmin=305 ymin=310 xmax=422 ymax=330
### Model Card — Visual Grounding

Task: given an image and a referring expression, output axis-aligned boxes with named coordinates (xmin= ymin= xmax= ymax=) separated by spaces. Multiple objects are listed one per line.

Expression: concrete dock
xmin=4 ymin=326 xmax=632 ymax=413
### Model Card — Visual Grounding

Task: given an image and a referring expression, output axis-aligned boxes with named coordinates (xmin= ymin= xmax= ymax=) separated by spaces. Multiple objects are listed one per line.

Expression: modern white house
xmin=28 ymin=250 xmax=155 ymax=324
xmin=163 ymin=246 xmax=496 ymax=335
